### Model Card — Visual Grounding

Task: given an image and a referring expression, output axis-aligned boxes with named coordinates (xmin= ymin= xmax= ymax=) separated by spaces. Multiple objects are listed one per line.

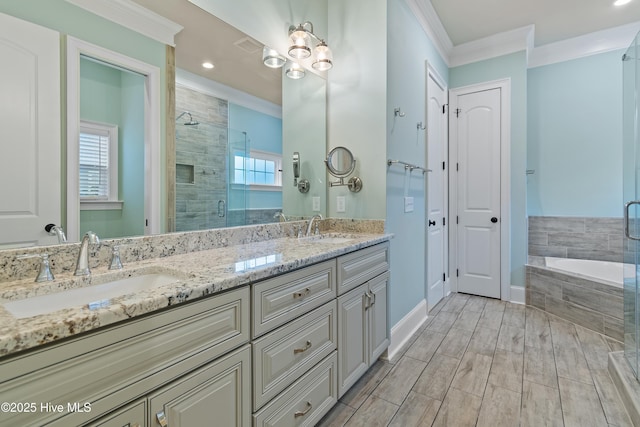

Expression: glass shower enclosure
xmin=623 ymin=30 xmax=640 ymax=378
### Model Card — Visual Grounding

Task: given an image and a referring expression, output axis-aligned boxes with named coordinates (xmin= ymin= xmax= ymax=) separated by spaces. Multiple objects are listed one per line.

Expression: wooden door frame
xmin=425 ymin=61 xmax=450 ymax=309
xmin=448 ymin=78 xmax=511 ymax=301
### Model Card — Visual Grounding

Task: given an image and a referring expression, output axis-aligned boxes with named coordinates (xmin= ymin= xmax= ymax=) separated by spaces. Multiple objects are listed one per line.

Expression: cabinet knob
xmin=293 ymin=340 xmax=312 ymax=354
xmin=294 ymin=401 xmax=312 ymax=418
xmin=293 ymin=288 xmax=311 ymax=299
xmin=156 ymin=411 xmax=168 ymax=427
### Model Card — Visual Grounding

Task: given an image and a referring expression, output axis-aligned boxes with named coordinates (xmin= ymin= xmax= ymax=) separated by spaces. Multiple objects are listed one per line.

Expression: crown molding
xmin=65 ymin=0 xmax=183 ymax=46
xmin=405 ymin=0 xmax=453 ymax=66
xmin=528 ymin=21 xmax=640 ymax=68
xmin=449 ymin=25 xmax=534 ymax=68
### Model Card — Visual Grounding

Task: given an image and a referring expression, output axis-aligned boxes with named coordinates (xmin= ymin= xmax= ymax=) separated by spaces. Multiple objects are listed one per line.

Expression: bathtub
xmin=526 ymin=256 xmax=625 ymax=341
xmin=543 ymin=256 xmax=626 ymax=287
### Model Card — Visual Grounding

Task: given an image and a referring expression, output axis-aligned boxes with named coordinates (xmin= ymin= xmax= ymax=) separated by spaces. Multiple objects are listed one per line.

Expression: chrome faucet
xmin=306 ymin=214 xmax=323 ymax=236
xmin=45 ymin=223 xmax=67 ymax=244
xmin=74 ymin=231 xmax=100 ymax=276
xmin=274 ymin=212 xmax=287 ymax=222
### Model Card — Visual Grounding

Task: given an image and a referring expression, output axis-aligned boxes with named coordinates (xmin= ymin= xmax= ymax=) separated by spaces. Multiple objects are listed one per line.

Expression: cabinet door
xmin=368 ymin=272 xmax=390 ymax=363
xmin=337 ymin=284 xmax=368 ymax=397
xmin=148 ymin=345 xmax=251 ymax=427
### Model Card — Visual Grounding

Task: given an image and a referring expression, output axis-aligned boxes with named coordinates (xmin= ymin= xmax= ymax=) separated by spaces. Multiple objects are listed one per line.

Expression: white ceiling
xmin=430 ymin=0 xmax=640 ymax=47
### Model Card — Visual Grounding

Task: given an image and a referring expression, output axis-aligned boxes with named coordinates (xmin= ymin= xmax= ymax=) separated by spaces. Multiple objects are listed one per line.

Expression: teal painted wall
xmin=0 ymin=0 xmax=168 ymax=233
xmin=386 ymin=0 xmax=449 ymax=326
xmin=450 ymin=51 xmax=529 ymax=288
xmin=527 ymin=50 xmax=624 ymax=217
xmin=79 ymin=59 xmax=145 ymax=238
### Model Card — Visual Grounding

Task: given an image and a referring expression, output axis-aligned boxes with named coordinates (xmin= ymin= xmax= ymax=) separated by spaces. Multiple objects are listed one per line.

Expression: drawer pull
xmin=294 ymin=401 xmax=313 ymax=418
xmin=293 ymin=288 xmax=311 ymax=299
xmin=293 ymin=340 xmax=312 ymax=354
xmin=156 ymin=411 xmax=168 ymax=427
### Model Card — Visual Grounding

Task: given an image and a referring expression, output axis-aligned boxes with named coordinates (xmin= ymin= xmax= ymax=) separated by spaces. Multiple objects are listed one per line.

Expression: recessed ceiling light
xmin=614 ymin=0 xmax=631 ymax=6
xmin=202 ymin=62 xmax=214 ymax=69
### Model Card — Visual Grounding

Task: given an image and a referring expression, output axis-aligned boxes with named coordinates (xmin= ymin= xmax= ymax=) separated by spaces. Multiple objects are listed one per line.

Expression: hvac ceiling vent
xmin=234 ymin=36 xmax=262 ymax=54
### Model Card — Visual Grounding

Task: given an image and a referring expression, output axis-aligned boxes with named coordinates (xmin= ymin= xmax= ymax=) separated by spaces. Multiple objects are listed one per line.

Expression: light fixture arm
xmin=288 ymin=21 xmax=325 ymax=45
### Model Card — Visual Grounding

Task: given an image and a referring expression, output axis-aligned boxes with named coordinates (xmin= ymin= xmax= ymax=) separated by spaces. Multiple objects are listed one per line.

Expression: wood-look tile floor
xmin=317 ymin=293 xmax=633 ymax=427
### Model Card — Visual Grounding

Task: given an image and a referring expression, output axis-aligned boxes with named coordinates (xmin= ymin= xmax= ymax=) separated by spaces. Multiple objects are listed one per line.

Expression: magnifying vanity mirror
xmin=325 ymin=147 xmax=363 ymax=192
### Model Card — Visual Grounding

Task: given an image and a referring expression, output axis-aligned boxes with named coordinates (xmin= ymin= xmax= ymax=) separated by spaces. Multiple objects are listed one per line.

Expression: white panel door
xmin=0 ymin=13 xmax=60 ymax=248
xmin=426 ymin=68 xmax=448 ymax=309
xmin=455 ymin=88 xmax=501 ymax=298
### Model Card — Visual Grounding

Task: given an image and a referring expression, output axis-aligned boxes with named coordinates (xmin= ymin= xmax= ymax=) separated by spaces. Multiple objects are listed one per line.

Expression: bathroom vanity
xmin=0 ymin=226 xmax=390 ymax=426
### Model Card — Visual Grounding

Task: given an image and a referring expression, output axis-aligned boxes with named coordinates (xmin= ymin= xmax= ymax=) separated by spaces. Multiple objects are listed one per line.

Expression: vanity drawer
xmin=253 ymin=352 xmax=337 ymax=427
xmin=252 ymin=300 xmax=337 ymax=411
xmin=252 ymin=259 xmax=336 ymax=338
xmin=337 ymin=242 xmax=389 ymax=295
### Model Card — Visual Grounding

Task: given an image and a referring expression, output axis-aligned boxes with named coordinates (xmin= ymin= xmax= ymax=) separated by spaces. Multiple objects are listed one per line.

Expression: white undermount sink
xmin=3 ymin=272 xmax=183 ymax=319
xmin=298 ymin=233 xmax=359 ymax=244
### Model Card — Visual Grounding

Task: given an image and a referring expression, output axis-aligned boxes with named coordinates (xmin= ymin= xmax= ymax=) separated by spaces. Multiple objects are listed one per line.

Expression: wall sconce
xmin=262 ymin=46 xmax=286 ymax=68
xmin=285 ymin=62 xmax=306 ymax=79
xmin=288 ymin=21 xmax=333 ymax=71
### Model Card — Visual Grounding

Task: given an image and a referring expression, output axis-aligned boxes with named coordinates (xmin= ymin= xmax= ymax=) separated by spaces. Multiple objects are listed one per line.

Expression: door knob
xmin=491 ymin=217 xmax=498 ymax=223
xmin=428 ymin=220 xmax=436 ymax=226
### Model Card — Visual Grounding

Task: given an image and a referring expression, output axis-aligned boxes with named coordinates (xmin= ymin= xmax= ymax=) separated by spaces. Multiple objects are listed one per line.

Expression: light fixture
xmin=288 ymin=21 xmax=333 ymax=71
xmin=202 ymin=61 xmax=214 ymax=69
xmin=285 ymin=62 xmax=306 ymax=79
xmin=614 ymin=0 xmax=631 ymax=5
xmin=262 ymin=46 xmax=286 ymax=68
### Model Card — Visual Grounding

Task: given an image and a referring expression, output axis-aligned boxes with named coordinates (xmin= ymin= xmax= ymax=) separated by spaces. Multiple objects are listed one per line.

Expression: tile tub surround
xmin=528 ymin=216 xmax=623 ymax=262
xmin=0 ymin=219 xmax=388 ymax=356
xmin=526 ymin=259 xmax=623 ymax=341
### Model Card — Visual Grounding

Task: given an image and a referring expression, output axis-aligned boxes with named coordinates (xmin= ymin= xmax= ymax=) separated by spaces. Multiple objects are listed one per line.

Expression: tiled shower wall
xmin=175 ymin=86 xmax=228 ymax=232
xmin=528 ymin=216 xmax=623 ymax=262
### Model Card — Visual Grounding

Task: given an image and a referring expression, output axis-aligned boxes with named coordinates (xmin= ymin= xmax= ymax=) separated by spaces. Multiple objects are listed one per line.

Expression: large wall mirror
xmin=0 ymin=0 xmax=327 ymax=250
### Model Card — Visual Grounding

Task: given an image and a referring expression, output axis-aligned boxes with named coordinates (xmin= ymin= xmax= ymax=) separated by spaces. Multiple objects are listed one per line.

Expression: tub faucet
xmin=274 ymin=212 xmax=287 ymax=222
xmin=74 ymin=231 xmax=100 ymax=276
xmin=306 ymin=214 xmax=323 ymax=236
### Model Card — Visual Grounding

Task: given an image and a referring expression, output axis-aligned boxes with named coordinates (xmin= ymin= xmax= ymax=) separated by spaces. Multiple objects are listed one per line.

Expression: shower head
xmin=176 ymin=111 xmax=200 ymax=126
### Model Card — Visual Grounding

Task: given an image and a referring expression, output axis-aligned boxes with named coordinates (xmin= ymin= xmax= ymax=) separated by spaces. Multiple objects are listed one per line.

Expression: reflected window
xmin=233 ymin=150 xmax=281 ymax=188
xmin=79 ymin=120 xmax=119 ymax=201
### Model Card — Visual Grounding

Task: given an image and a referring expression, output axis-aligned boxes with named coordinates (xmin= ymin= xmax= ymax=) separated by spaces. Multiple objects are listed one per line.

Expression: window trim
xmin=233 ymin=149 xmax=282 ymax=189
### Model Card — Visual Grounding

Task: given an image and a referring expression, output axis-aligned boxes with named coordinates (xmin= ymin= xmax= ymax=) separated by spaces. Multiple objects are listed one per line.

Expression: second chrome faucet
xmin=74 ymin=231 xmax=100 ymax=276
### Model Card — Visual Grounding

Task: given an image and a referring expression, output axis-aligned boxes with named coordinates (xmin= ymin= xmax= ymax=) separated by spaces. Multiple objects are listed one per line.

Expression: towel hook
xmin=394 ymin=107 xmax=405 ymax=117
xmin=417 ymin=121 xmax=426 ymax=130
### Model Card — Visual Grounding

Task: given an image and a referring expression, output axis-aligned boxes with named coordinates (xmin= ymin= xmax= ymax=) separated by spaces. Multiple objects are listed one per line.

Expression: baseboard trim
xmin=510 ymin=286 xmax=525 ymax=304
xmin=387 ymin=299 xmax=428 ymax=360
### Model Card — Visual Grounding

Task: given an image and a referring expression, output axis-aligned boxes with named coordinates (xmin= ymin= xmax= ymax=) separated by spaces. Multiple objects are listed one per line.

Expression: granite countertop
xmin=0 ymin=232 xmax=391 ymax=357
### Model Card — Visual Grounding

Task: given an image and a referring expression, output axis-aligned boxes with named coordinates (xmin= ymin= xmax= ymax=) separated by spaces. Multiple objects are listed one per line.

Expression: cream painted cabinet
xmin=336 ymin=242 xmax=390 ymax=398
xmin=148 ymin=345 xmax=251 ymax=427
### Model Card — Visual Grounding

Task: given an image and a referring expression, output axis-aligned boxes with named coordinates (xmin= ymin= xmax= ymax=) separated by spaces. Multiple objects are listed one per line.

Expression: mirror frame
xmin=325 ymin=146 xmax=356 ymax=178
xmin=66 ymin=36 xmax=162 ymax=242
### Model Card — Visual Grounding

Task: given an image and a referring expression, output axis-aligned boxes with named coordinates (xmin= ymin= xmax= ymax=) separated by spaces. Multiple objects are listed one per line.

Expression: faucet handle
xmin=109 ymin=245 xmax=123 ymax=270
xmin=17 ymin=253 xmax=55 ymax=282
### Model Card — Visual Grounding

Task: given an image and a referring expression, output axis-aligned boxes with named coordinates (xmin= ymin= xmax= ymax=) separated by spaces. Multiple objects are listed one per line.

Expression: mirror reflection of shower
xmin=176 ymin=111 xmax=200 ymax=126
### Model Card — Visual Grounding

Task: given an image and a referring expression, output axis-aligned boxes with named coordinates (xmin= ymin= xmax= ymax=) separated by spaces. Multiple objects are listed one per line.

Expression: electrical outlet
xmin=336 ymin=196 xmax=346 ymax=213
xmin=404 ymin=196 xmax=414 ymax=213
xmin=312 ymin=196 xmax=320 ymax=212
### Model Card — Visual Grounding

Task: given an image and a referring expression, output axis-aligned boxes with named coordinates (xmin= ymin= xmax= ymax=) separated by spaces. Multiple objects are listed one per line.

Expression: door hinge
xmin=442 ymin=104 xmax=448 ymax=114
xmin=145 ymin=219 xmax=148 ymax=227
xmin=456 ymin=216 xmax=459 ymax=224
xmin=442 ymin=161 xmax=445 ymax=170
xmin=443 ymin=217 xmax=446 ymax=226
xmin=455 ymin=108 xmax=461 ymax=118
xmin=456 ymin=163 xmax=459 ymax=171
xmin=443 ymin=273 xmax=446 ymax=282
xmin=456 ymin=269 xmax=459 ymax=277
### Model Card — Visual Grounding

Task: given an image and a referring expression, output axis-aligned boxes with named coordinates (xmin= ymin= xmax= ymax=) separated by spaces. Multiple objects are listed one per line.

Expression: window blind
xmin=79 ymin=129 xmax=110 ymax=199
